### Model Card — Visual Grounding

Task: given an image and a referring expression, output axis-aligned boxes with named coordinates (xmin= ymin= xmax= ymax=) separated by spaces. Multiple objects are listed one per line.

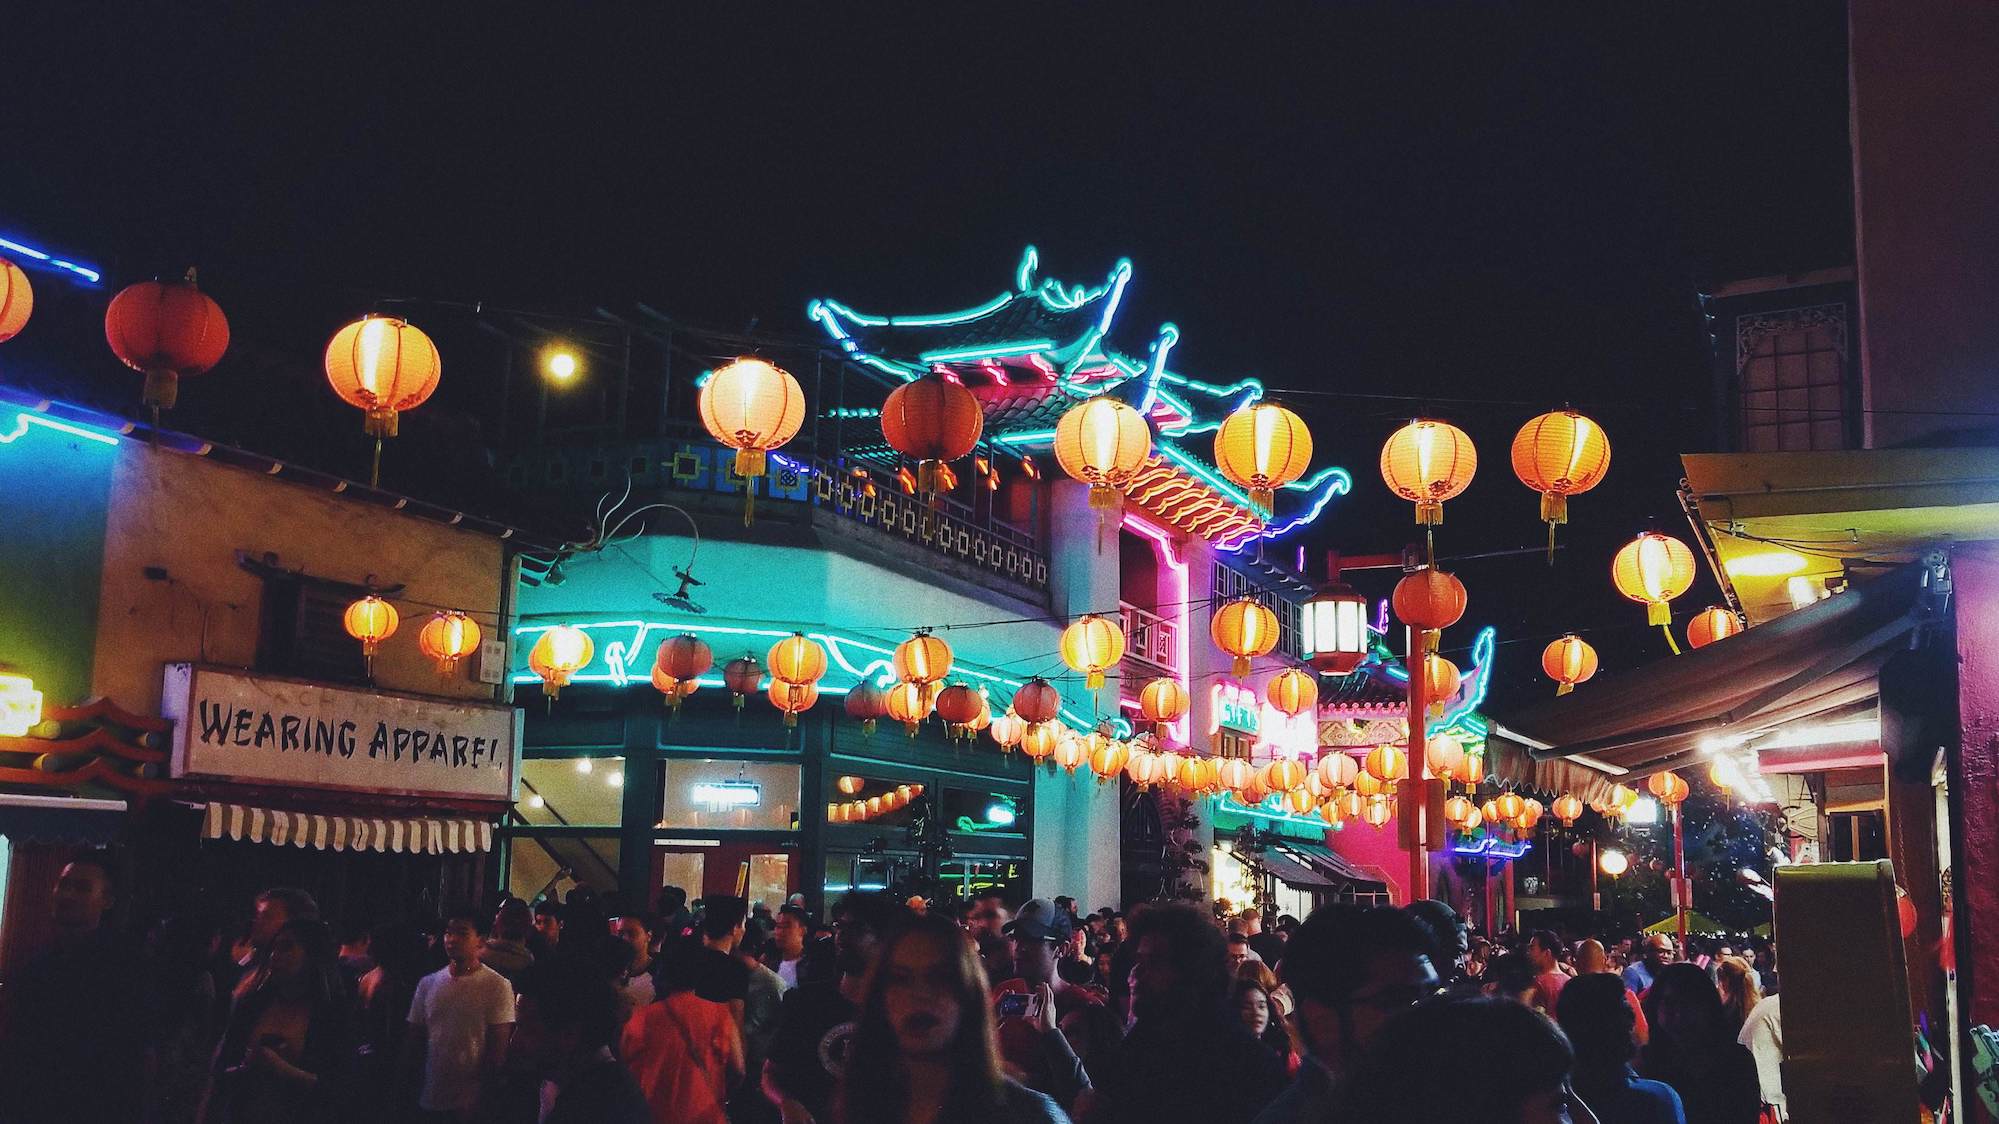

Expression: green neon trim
xmin=890 ymin=293 xmax=1015 ymax=328
xmin=992 ymin=429 xmax=1057 ymax=446
xmin=1015 ymin=246 xmax=1039 ymax=292
xmin=1060 ymin=259 xmax=1132 ymax=375
xmin=919 ymin=339 xmax=1058 ymax=364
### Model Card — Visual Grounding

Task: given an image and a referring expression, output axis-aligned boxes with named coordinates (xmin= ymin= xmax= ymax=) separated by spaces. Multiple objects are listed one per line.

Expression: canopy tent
xmin=1486 ymin=561 xmax=1937 ymax=796
xmin=1644 ymin=911 xmax=1727 ymax=936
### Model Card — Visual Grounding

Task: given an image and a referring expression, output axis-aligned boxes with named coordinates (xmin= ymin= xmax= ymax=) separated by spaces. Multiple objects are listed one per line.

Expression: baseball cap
xmin=1003 ymin=897 xmax=1073 ymax=942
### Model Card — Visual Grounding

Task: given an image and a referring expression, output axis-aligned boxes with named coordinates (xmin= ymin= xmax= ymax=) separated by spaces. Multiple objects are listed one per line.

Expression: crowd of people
xmin=0 ymin=847 xmax=1788 ymax=1123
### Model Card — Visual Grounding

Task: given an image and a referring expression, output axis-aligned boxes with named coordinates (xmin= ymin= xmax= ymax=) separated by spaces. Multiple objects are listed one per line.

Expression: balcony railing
xmin=1120 ymin=602 xmax=1179 ymax=675
xmin=507 ymin=436 xmax=1047 ymax=592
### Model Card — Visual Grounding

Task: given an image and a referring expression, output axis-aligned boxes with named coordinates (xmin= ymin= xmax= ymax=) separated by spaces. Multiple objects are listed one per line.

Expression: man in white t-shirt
xmin=405 ymin=908 xmax=517 ymax=1119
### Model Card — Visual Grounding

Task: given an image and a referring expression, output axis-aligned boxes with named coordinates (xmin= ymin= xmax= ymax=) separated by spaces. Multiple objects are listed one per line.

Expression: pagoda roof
xmin=806 ymin=247 xmax=1352 ymax=548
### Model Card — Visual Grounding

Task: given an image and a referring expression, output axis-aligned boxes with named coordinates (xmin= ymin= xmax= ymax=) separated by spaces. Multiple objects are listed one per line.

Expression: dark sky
xmin=3 ymin=4 xmax=1854 ymax=706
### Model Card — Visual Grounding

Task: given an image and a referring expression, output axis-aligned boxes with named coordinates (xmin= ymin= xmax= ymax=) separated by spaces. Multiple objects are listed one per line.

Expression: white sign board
xmin=163 ymin=664 xmax=520 ymax=802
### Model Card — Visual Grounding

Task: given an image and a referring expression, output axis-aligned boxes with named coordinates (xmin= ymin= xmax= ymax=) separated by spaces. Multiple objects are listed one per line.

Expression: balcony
xmin=1120 ymin=601 xmax=1179 ymax=676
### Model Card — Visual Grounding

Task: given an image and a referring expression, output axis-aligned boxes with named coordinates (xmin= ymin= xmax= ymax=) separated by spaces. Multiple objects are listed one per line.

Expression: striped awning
xmin=203 ymin=802 xmax=494 ymax=854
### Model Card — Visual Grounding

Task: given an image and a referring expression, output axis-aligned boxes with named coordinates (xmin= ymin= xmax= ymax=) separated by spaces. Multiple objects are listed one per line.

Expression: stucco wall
xmin=91 ymin=445 xmax=508 ymax=715
xmin=0 ymin=415 xmax=115 ymax=708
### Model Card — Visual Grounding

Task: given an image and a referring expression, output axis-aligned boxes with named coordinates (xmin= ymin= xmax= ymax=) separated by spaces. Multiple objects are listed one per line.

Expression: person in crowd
xmin=765 ymin=892 xmax=909 ymax=1123
xmin=694 ymin=895 xmax=753 ymax=1029
xmin=657 ymin=886 xmax=697 ymax=942
xmin=623 ymin=940 xmax=742 ymax=1124
xmin=1556 ymin=973 xmax=1685 ymax=1124
xmin=1639 ymin=962 xmax=1761 ymax=1124
xmin=1335 ymin=995 xmax=1589 ymax=1123
xmin=1484 ymin=951 xmax=1542 ymax=1008
xmin=1527 ymin=930 xmax=1570 ymax=1015
xmin=1239 ymin=907 xmax=1284 ymax=966
xmin=1406 ymin=899 xmax=1471 ymax=986
xmin=351 ymin=921 xmax=428 ymax=1117
xmin=229 ymin=888 xmax=322 ymax=1006
xmin=1714 ymin=956 xmax=1762 ymax=1038
xmin=336 ymin=921 xmax=375 ymax=988
xmin=992 ymin=898 xmax=1103 ymax=1110
xmin=1226 ymin=930 xmax=1263 ymax=971
xmin=1736 ymin=988 xmax=1784 ymax=1121
xmin=967 ymin=890 xmax=1015 ymax=985
xmin=511 ymin=959 xmax=650 ymax=1124
xmin=1466 ymin=936 xmax=1494 ymax=982
xmin=770 ymin=903 xmax=812 ymax=990
xmin=1575 ymin=937 xmax=1649 ymax=1043
xmin=484 ymin=899 xmax=537 ymax=981
xmin=1081 ymin=903 xmax=1288 ymax=1123
xmin=838 ymin=912 xmax=1067 ymax=1124
xmin=1236 ymin=959 xmax=1292 ymax=1019
xmin=1232 ymin=976 xmax=1297 ymax=1072
xmin=734 ymin=926 xmax=788 ymax=1124
xmin=0 ymin=848 xmax=148 ymax=1123
xmin=145 ymin=911 xmax=223 ymax=1124
xmin=201 ymin=918 xmax=350 ymax=1123
xmin=530 ymin=898 xmax=563 ymax=960
xmin=1253 ymin=904 xmax=1438 ymax=1124
xmin=612 ymin=912 xmax=660 ymax=1017
xmin=1625 ymin=934 xmax=1675 ymax=996
xmin=404 ymin=906 xmax=517 ymax=1121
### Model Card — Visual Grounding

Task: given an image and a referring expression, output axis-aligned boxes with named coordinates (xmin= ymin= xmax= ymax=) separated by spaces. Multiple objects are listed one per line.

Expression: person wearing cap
xmin=992 ymin=897 xmax=1106 ymax=1111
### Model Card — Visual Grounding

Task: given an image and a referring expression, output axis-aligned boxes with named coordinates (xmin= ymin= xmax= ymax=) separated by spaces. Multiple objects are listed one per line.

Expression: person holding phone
xmin=200 ymin=918 xmax=349 ymax=1123
xmin=991 ymin=899 xmax=1105 ymax=1112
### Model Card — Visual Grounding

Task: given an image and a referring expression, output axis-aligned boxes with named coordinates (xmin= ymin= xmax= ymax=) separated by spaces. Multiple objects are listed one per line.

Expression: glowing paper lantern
xmin=1364 ymin=745 xmax=1407 ymax=782
xmin=1481 ymin=798 xmax=1502 ymax=825
xmin=1139 ymin=677 xmax=1190 ymax=733
xmin=1355 ymin=771 xmax=1386 ymax=798
xmin=1612 ymin=532 xmax=1697 ymax=628
xmin=1217 ymin=757 xmax=1254 ymax=794
xmin=656 ymin=634 xmax=714 ymax=686
xmin=343 ymin=595 xmax=399 ymax=657
xmin=1380 ymin=418 xmax=1477 ymax=526
xmin=1085 ymin=733 xmax=1130 ymax=783
xmin=1443 ymin=795 xmax=1474 ymax=826
xmin=1012 ymin=677 xmax=1062 ymax=724
xmin=1053 ymin=396 xmax=1152 ymax=515
xmin=1540 ymin=634 xmax=1598 ymax=696
xmin=880 ymin=373 xmax=984 ymax=496
xmin=885 ymin=681 xmax=933 ymax=735
xmin=894 ymin=632 xmax=954 ymax=685
xmin=1687 ymin=606 xmax=1744 ymax=650
xmin=1460 ymin=806 xmax=1483 ymax=832
xmin=1646 ymin=771 xmax=1690 ymax=805
xmin=1599 ymin=849 xmax=1630 ymax=877
xmin=767 ymin=679 xmax=819 ymax=726
xmin=1451 ymin=752 xmax=1485 ymax=786
xmin=767 ymin=633 xmax=827 ymax=687
xmin=1285 ymin=786 xmax=1318 ymax=815
xmin=1060 ymin=614 xmax=1127 ymax=690
xmin=1263 ymin=758 xmax=1307 ymax=792
xmin=529 ymin=626 xmax=594 ymax=700
xmin=845 ymin=681 xmax=888 ymax=736
xmin=0 ymin=258 xmax=32 ymax=343
xmin=417 ymin=610 xmax=480 ymax=675
xmin=722 ymin=656 xmax=764 ymax=710
xmin=1020 ymin=722 xmax=1059 ymax=760
xmin=1511 ymin=410 xmax=1612 ymax=555
xmin=1424 ymin=733 xmax=1465 ymax=780
xmin=1212 ymin=597 xmax=1280 ymax=678
xmin=1317 ymin=751 xmax=1359 ymax=789
xmin=105 ymin=271 xmax=229 ymax=412
xmin=1551 ymin=793 xmax=1585 ymax=826
xmin=1125 ymin=748 xmax=1162 ymax=788
xmin=1419 ymin=653 xmax=1461 ymax=714
xmin=1495 ymin=792 xmax=1525 ymax=821
xmin=1213 ymin=402 xmax=1313 ymax=512
xmin=836 ymin=775 xmax=866 ymax=796
xmin=1320 ymin=800 xmax=1346 ymax=827
xmin=698 ymin=358 xmax=806 ymax=522
xmin=1052 ymin=731 xmax=1087 ymax=773
xmin=1363 ymin=799 xmax=1393 ymax=828
xmin=1392 ymin=568 xmax=1468 ymax=632
xmin=650 ymin=664 xmax=698 ymax=707
xmin=1266 ymin=668 xmax=1318 ymax=717
xmin=1707 ymin=759 xmax=1734 ymax=794
xmin=934 ymin=684 xmax=984 ymax=736
xmin=325 ymin=316 xmax=441 ymax=442
xmin=988 ymin=709 xmax=1026 ymax=751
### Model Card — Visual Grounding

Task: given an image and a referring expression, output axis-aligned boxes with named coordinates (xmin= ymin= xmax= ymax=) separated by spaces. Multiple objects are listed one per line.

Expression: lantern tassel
xmin=370 ymin=437 xmax=383 ymax=490
xmin=1660 ymin=623 xmax=1683 ymax=656
xmin=1233 ymin=656 xmax=1250 ymax=679
xmin=1087 ymin=669 xmax=1105 ymax=691
xmin=862 ymin=718 xmax=876 ymax=738
xmin=784 ymin=710 xmax=798 ymax=728
xmin=1556 ymin=681 xmax=1574 ymax=697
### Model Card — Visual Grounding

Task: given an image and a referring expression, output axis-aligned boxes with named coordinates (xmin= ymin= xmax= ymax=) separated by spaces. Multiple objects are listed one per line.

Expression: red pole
xmin=1485 ymin=859 xmax=1495 ymax=936
xmin=1504 ymin=858 xmax=1517 ymax=935
xmin=1673 ymin=803 xmax=1689 ymax=947
xmin=1403 ymin=624 xmax=1428 ymax=901
xmin=1590 ymin=838 xmax=1601 ymax=915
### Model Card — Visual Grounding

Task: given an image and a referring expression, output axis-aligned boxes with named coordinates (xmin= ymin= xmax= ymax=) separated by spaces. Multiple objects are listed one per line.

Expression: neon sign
xmin=691 ymin=781 xmax=762 ymax=808
xmin=0 ymin=674 xmax=42 ymax=736
xmin=1212 ymin=682 xmax=1260 ymax=734
xmin=1208 ymin=681 xmax=1317 ymax=759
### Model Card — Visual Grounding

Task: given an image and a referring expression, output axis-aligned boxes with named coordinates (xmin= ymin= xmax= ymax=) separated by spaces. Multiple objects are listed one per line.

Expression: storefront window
xmin=937 ymin=858 xmax=1026 ymax=905
xmin=660 ymin=759 xmax=800 ymax=831
xmin=508 ymin=833 xmax=621 ymax=903
xmin=941 ymin=786 xmax=1026 ymax=838
xmin=826 ymin=852 xmax=903 ymax=896
xmin=517 ymin=757 xmax=627 ymax=827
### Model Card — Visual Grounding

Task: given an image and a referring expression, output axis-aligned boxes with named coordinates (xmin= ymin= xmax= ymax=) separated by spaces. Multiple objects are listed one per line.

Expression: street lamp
xmin=544 ymin=346 xmax=580 ymax=383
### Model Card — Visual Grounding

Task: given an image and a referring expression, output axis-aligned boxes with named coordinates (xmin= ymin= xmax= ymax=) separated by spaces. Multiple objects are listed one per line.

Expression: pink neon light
xmin=1123 ymin=510 xmax=1190 ymax=745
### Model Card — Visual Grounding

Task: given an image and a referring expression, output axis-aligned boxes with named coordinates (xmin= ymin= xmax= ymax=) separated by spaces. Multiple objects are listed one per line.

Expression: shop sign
xmin=162 ymin=664 xmax=519 ymax=802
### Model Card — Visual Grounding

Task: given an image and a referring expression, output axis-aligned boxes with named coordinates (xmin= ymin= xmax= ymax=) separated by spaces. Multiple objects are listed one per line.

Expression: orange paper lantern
xmin=881 ymin=374 xmax=984 ymax=495
xmin=845 ymin=681 xmax=888 ymax=735
xmin=988 ymin=710 xmax=1026 ymax=750
xmin=1020 ymin=721 xmax=1059 ymax=760
xmin=1686 ymin=606 xmax=1743 ymax=649
xmin=1511 ymin=410 xmax=1611 ymax=551
xmin=1646 ymin=771 xmax=1690 ymax=805
xmin=417 ymin=610 xmax=481 ymax=675
xmin=1540 ymin=634 xmax=1598 ymax=696
xmin=1364 ymin=745 xmax=1407 ymax=782
xmin=1551 ymin=793 xmax=1585 ymax=826
xmin=343 ymin=595 xmax=399 ymax=657
xmin=1451 ymin=752 xmax=1485 ymax=786
xmin=529 ymin=626 xmax=594 ymax=700
xmin=885 ymin=681 xmax=933 ymax=735
xmin=1612 ymin=532 xmax=1697 ymax=628
xmin=1060 ymin=614 xmax=1127 ymax=691
xmin=325 ymin=316 xmax=441 ymax=440
xmin=0 ymin=257 xmax=32 ymax=344
xmin=1392 ymin=568 xmax=1468 ymax=632
xmin=698 ymin=357 xmax=806 ymax=480
xmin=1266 ymin=668 xmax=1318 ymax=718
xmin=894 ymin=632 xmax=954 ymax=685
xmin=1424 ymin=733 xmax=1465 ymax=780
xmin=1380 ymin=418 xmax=1477 ymax=526
xmin=1139 ymin=677 xmax=1190 ymax=732
xmin=1317 ymin=751 xmax=1359 ymax=789
xmin=1420 ymin=653 xmax=1461 ymax=713
xmin=767 ymin=679 xmax=819 ymax=726
xmin=1212 ymin=597 xmax=1280 ymax=678
xmin=1263 ymin=758 xmax=1307 ymax=792
xmin=1214 ymin=402 xmax=1313 ymax=512
xmin=1053 ymin=396 xmax=1152 ymax=513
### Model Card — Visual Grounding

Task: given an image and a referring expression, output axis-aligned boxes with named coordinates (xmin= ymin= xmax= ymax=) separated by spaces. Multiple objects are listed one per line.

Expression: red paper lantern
xmin=844 ymin=681 xmax=888 ymax=735
xmin=881 ymin=374 xmax=984 ymax=496
xmin=722 ymin=656 xmax=763 ymax=710
xmin=1392 ymin=567 xmax=1468 ymax=631
xmin=1012 ymin=677 xmax=1062 ymax=724
xmin=105 ymin=270 xmax=230 ymax=411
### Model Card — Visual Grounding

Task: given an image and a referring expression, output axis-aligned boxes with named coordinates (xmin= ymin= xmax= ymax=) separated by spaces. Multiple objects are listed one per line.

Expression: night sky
xmin=4 ymin=4 xmax=1853 ymax=707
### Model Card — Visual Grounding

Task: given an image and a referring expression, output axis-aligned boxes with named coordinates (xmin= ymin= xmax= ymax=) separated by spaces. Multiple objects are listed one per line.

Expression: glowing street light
xmin=544 ymin=347 xmax=580 ymax=383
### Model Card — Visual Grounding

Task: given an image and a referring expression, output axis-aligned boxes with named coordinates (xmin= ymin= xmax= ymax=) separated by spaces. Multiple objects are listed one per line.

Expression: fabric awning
xmin=0 ymin=794 xmax=127 ymax=844
xmin=203 ymin=802 xmax=494 ymax=854
xmin=1486 ymin=561 xmax=1936 ymax=789
xmin=1256 ymin=846 xmax=1337 ymax=890
xmin=1273 ymin=840 xmax=1389 ymax=892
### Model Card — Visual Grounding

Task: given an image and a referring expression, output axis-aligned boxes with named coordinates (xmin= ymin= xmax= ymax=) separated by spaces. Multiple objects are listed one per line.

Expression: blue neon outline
xmin=0 ymin=411 xmax=120 ymax=447
xmin=0 ymin=234 xmax=103 ymax=285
